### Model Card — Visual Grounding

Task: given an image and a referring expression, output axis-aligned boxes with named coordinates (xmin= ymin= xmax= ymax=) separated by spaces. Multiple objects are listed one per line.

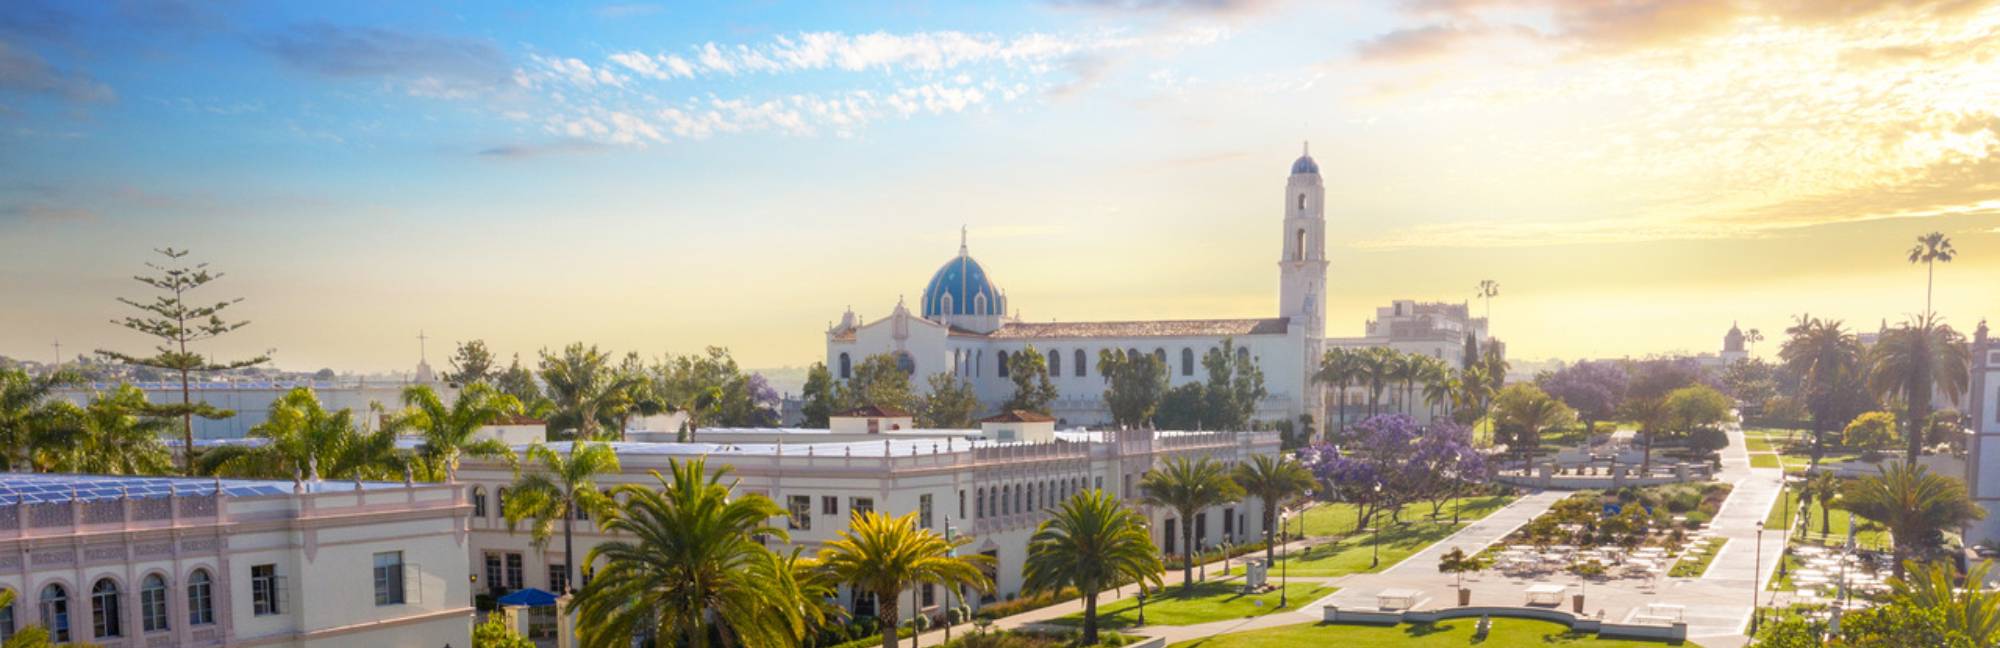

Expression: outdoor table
xmin=1376 ymin=588 xmax=1421 ymax=610
xmin=1525 ymin=583 xmax=1567 ymax=606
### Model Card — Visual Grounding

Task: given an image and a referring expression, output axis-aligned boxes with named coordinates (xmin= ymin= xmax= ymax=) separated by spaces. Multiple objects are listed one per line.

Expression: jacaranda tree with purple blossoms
xmin=1536 ymin=360 xmax=1628 ymax=438
xmin=1411 ymin=420 xmax=1487 ymax=522
xmin=1301 ymin=414 xmax=1490 ymax=533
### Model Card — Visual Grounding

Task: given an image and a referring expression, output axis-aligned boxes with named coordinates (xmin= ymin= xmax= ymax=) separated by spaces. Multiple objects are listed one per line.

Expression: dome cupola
xmin=1290 ymin=141 xmax=1319 ymax=175
xmin=921 ymin=229 xmax=1005 ymax=320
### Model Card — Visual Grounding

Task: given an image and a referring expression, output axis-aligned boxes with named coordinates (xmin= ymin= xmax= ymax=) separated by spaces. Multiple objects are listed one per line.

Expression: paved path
xmin=1311 ymin=490 xmax=1565 ymax=611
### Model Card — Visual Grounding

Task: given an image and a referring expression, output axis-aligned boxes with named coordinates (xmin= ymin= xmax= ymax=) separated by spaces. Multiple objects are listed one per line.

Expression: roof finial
xmin=1302 ymin=140 xmax=1309 ymax=156
xmin=959 ymin=225 xmax=968 ymax=256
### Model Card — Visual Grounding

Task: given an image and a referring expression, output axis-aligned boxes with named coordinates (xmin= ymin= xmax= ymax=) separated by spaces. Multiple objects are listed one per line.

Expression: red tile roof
xmin=957 ymin=317 xmax=1291 ymax=340
xmin=981 ymin=410 xmax=1056 ymax=423
xmin=834 ymin=404 xmax=913 ymax=418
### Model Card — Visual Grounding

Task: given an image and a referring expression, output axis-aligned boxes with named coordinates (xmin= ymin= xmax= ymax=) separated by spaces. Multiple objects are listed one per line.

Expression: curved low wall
xmin=1323 ymin=605 xmax=1686 ymax=642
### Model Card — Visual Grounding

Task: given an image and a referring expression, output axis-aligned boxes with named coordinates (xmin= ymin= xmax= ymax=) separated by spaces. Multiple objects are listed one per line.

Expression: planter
xmin=1572 ymin=594 xmax=1584 ymax=614
xmin=1457 ymin=588 xmax=1471 ymax=606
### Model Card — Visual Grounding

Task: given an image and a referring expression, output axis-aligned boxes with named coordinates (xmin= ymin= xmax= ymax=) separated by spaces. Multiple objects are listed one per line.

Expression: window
xmin=472 ymin=487 xmax=487 ymax=517
xmin=505 ymin=554 xmax=524 ymax=591
xmin=1295 ymin=228 xmax=1305 ymax=260
xmin=547 ymin=564 xmax=568 ymax=594
xmin=1181 ymin=348 xmax=1194 ymax=376
xmin=922 ymin=584 xmax=935 ymax=607
xmin=1048 ymin=349 xmax=1061 ymax=376
xmin=495 ymin=487 xmax=507 ymax=517
xmin=851 ymin=497 xmax=873 ymax=515
xmin=0 ymin=588 xmax=14 ymax=641
xmin=1237 ymin=347 xmax=1250 ymax=365
xmin=1094 ymin=476 xmax=1102 ymax=491
xmin=1163 ymin=519 xmax=1177 ymax=555
xmin=40 ymin=584 xmax=68 ymax=643
xmin=997 ymin=351 xmax=1010 ymax=377
xmin=252 ymin=564 xmax=281 ymax=616
xmin=1073 ymin=349 xmax=1086 ymax=377
xmin=1153 ymin=348 xmax=1166 ymax=367
xmin=573 ymin=499 xmax=588 ymax=521
xmin=976 ymin=488 xmax=986 ymax=518
xmin=1223 ymin=507 xmax=1235 ymax=541
xmin=788 ymin=495 xmax=812 ymax=531
xmin=839 ymin=353 xmax=852 ymax=379
xmin=483 ymin=554 xmax=503 ymax=594
xmin=90 ymin=578 xmax=120 ymax=638
xmin=821 ymin=496 xmax=837 ymax=516
xmin=917 ymin=492 xmax=930 ymax=525
xmin=958 ymin=490 xmax=966 ymax=520
xmin=186 ymin=569 xmax=213 ymax=626
xmin=141 ymin=574 xmax=168 ymax=633
xmin=1298 ymin=193 xmax=1306 ymax=211
xmin=1195 ymin=512 xmax=1209 ymax=550
xmin=374 ymin=552 xmax=406 ymax=606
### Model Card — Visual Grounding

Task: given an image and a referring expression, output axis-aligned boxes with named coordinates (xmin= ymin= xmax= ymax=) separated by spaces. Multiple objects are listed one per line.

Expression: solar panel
xmin=0 ymin=472 xmax=405 ymax=503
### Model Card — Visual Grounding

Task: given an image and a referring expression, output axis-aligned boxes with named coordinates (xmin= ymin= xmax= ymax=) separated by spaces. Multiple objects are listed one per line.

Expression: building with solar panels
xmin=0 ymin=473 xmax=471 ymax=647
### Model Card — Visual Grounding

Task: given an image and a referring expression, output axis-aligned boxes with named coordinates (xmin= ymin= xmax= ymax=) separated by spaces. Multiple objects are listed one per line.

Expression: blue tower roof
xmin=922 ymin=233 xmax=1004 ymax=319
xmin=1291 ymin=141 xmax=1318 ymax=175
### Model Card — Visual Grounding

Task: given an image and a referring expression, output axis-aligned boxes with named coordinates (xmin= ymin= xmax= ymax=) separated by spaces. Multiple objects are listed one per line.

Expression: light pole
xmin=1751 ymin=521 xmax=1764 ymax=635
xmin=1279 ymin=511 xmax=1290 ymax=608
xmin=1370 ymin=482 xmax=1384 ymax=569
xmin=944 ymin=517 xmax=954 ymax=645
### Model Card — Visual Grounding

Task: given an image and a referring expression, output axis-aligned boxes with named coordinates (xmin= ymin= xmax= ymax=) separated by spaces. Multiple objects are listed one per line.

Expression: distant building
xmin=1324 ymin=300 xmax=1503 ymax=424
xmin=1721 ymin=322 xmax=1748 ymax=364
xmin=1966 ymin=321 xmax=2000 ymax=548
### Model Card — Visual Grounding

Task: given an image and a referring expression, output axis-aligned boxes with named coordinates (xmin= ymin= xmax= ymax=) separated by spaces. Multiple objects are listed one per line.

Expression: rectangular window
xmin=373 ymin=551 xmax=406 ymax=606
xmin=851 ymin=497 xmax=874 ymax=515
xmin=141 ymin=581 xmax=168 ymax=632
xmin=919 ymin=494 xmax=933 ymax=529
xmin=788 ymin=495 xmax=812 ymax=531
xmin=547 ymin=564 xmax=568 ymax=594
xmin=822 ymin=496 xmax=838 ymax=516
xmin=1095 ymin=476 xmax=1103 ymax=491
xmin=252 ymin=564 xmax=281 ymax=616
xmin=1164 ymin=518 xmax=1177 ymax=554
xmin=922 ymin=584 xmax=936 ymax=607
xmin=0 ymin=598 xmax=14 ymax=641
xmin=958 ymin=490 xmax=966 ymax=520
xmin=505 ymin=554 xmax=524 ymax=591
xmin=1195 ymin=513 xmax=1209 ymax=550
xmin=1223 ymin=507 xmax=1235 ymax=541
xmin=484 ymin=554 xmax=503 ymax=593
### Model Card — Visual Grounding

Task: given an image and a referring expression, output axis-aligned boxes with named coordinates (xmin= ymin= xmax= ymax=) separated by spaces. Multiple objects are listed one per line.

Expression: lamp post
xmin=1279 ymin=511 xmax=1290 ymax=608
xmin=944 ymin=517 xmax=954 ymax=645
xmin=1370 ymin=482 xmax=1384 ymax=569
xmin=1752 ymin=520 xmax=1764 ymax=635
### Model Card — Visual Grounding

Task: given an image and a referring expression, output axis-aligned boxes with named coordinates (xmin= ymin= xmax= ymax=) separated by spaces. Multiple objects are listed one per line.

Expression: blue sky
xmin=5 ymin=1 xmax=1998 ymax=372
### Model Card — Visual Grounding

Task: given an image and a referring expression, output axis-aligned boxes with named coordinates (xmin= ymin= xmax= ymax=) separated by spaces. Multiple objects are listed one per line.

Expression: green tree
xmin=1664 ymin=384 xmax=1733 ymax=437
xmin=1800 ymin=469 xmax=1843 ymax=538
xmin=1839 ymin=461 xmax=1985 ymax=578
xmin=538 ymin=343 xmax=642 ymax=440
xmin=1908 ymin=231 xmax=1957 ymax=316
xmin=1436 ymin=547 xmax=1487 ymax=591
xmin=1491 ymin=384 xmax=1575 ymax=460
xmin=1356 ymin=347 xmax=1396 ymax=416
xmin=1138 ymin=456 xmax=1243 ymax=596
xmin=1154 ymin=382 xmax=1207 ymax=431
xmin=96 ymin=248 xmax=269 ymax=473
xmin=572 ymin=458 xmax=807 ymax=648
xmin=472 ymin=613 xmax=534 ymax=648
xmin=1887 ymin=559 xmax=2000 ymax=646
xmin=1023 ymin=490 xmax=1163 ymax=645
xmin=1868 ymin=315 xmax=1969 ymax=460
xmin=1232 ymin=454 xmax=1314 ymax=568
xmin=40 ymin=384 xmax=174 ymax=475
xmin=504 ymin=442 xmax=620 ymax=596
xmin=495 ymin=354 xmax=545 ymax=409
xmin=197 ymin=387 xmax=405 ymax=480
xmin=0 ymin=367 xmax=83 ymax=471
xmin=655 ymin=347 xmax=775 ymax=437
xmin=1201 ymin=338 xmax=1267 ymax=430
xmin=1098 ymin=349 xmax=1166 ymax=429
xmin=1781 ymin=315 xmax=1870 ymax=464
xmin=444 ymin=339 xmax=498 ymax=386
xmin=801 ymin=362 xmax=836 ymax=427
xmin=1315 ymin=348 xmax=1361 ymax=436
xmin=1843 ymin=411 xmax=1898 ymax=453
xmin=916 ymin=372 xmax=980 ymax=428
xmin=1002 ymin=346 xmax=1059 ymax=414
xmin=838 ymin=354 xmax=916 ymax=413
xmin=817 ymin=511 xmax=994 ymax=648
xmin=393 ymin=383 xmax=521 ymax=482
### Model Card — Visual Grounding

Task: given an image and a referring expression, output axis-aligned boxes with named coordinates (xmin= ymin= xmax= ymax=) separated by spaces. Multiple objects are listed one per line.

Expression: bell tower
xmin=1279 ymin=142 xmax=1327 ymax=338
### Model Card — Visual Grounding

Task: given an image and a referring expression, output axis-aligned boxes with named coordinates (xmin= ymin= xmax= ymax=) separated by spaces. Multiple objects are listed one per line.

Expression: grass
xmin=1287 ymin=519 xmax=1470 ymax=577
xmin=1763 ymin=487 xmax=1890 ymax=549
xmin=1668 ymin=537 xmax=1727 ymax=578
xmin=1294 ymin=496 xmax=1512 ymax=540
xmin=1749 ymin=454 xmax=1780 ymax=468
xmin=1767 ymin=552 xmax=1806 ymax=591
xmin=1744 ymin=436 xmax=1773 ymax=452
xmin=1048 ymin=580 xmax=1332 ymax=629
xmin=1167 ymin=619 xmax=1695 ymax=648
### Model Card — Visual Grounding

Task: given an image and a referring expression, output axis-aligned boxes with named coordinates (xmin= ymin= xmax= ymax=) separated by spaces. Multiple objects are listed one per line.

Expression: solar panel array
xmin=0 ymin=473 xmax=400 ymax=504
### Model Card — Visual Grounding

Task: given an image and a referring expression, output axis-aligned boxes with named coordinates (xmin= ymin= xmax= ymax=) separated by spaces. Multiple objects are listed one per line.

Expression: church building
xmin=825 ymin=147 xmax=1330 ymax=427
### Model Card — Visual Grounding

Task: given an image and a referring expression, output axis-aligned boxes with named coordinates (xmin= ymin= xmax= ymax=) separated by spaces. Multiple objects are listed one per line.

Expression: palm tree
xmin=1886 ymin=559 xmax=1999 ymax=646
xmin=1232 ymin=454 xmax=1314 ymax=568
xmin=0 ymin=367 xmax=82 ymax=471
xmin=571 ymin=457 xmax=805 ymax=648
xmin=197 ymin=387 xmax=406 ymax=480
xmin=1780 ymin=315 xmax=1865 ymax=464
xmin=818 ymin=510 xmax=993 ymax=648
xmin=1138 ymin=455 xmax=1244 ymax=596
xmin=539 ymin=343 xmax=643 ymax=440
xmin=1838 ymin=462 xmax=1984 ymax=578
xmin=1457 ymin=364 xmax=1494 ymax=427
xmin=42 ymin=384 xmax=174 ymax=475
xmin=1475 ymin=279 xmax=1499 ymax=322
xmin=394 ymin=383 xmax=522 ymax=482
xmin=1314 ymin=349 xmax=1361 ymax=438
xmin=1390 ymin=352 xmax=1420 ymax=417
xmin=1481 ymin=345 xmax=1509 ymax=390
xmin=504 ymin=441 xmax=620 ymax=597
xmin=1745 ymin=328 xmax=1765 ymax=358
xmin=1357 ymin=348 xmax=1397 ymax=416
xmin=1424 ymin=372 xmax=1461 ymax=423
xmin=1868 ymin=315 xmax=1970 ymax=461
xmin=1414 ymin=357 xmax=1451 ymax=420
xmin=1023 ymin=490 xmax=1163 ymax=645
xmin=1908 ymin=231 xmax=1956 ymax=316
xmin=1803 ymin=470 xmax=1842 ymax=538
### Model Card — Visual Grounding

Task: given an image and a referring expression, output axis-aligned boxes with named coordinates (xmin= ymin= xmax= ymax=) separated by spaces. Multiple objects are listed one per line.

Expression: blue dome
xmin=1291 ymin=154 xmax=1319 ymax=175
xmin=922 ymin=250 xmax=1004 ymax=319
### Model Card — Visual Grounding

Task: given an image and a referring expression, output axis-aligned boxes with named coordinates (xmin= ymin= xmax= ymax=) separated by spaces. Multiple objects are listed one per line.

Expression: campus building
xmin=0 ymin=473 xmax=471 ymax=647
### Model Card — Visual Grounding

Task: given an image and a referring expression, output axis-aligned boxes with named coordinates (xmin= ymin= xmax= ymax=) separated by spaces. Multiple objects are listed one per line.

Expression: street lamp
xmin=1751 ymin=520 xmax=1764 ymax=635
xmin=1370 ymin=482 xmax=1384 ymax=569
xmin=1279 ymin=511 xmax=1290 ymax=608
xmin=944 ymin=517 xmax=954 ymax=646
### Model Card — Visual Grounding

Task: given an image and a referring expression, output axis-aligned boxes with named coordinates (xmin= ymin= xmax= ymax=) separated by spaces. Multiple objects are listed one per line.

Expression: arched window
xmin=1127 ymin=348 xmax=1140 ymax=361
xmin=1152 ymin=348 xmax=1166 ymax=366
xmin=1001 ymin=486 xmax=1011 ymax=515
xmin=91 ymin=578 xmax=120 ymax=638
xmin=997 ymin=351 xmax=1010 ymax=378
xmin=1073 ymin=349 xmax=1086 ymax=377
xmin=894 ymin=352 xmax=915 ymax=375
xmin=1298 ymin=193 xmax=1306 ymax=211
xmin=975 ymin=488 xmax=985 ymax=518
xmin=838 ymin=353 xmax=852 ymax=379
xmin=1048 ymin=349 xmax=1060 ymax=376
xmin=496 ymin=487 xmax=508 ymax=518
xmin=1181 ymin=348 xmax=1195 ymax=376
xmin=141 ymin=574 xmax=168 ymax=633
xmin=973 ymin=293 xmax=988 ymax=315
xmin=186 ymin=569 xmax=214 ymax=626
xmin=40 ymin=584 xmax=68 ymax=643
xmin=1295 ymin=228 xmax=1306 ymax=260
xmin=1237 ymin=347 xmax=1251 ymax=365
xmin=471 ymin=486 xmax=487 ymax=518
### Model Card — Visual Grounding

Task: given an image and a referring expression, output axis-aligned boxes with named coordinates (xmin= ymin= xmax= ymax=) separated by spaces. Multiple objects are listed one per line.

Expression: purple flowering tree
xmin=1410 ymin=421 xmax=1487 ymax=522
xmin=1303 ymin=414 xmax=1494 ymax=532
xmin=745 ymin=373 xmax=781 ymax=426
xmin=1537 ymin=360 xmax=1629 ymax=438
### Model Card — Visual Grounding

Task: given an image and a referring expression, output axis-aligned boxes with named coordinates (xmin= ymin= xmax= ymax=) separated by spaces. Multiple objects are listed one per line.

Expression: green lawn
xmin=1763 ymin=488 xmax=1890 ymax=549
xmin=1049 ymin=580 xmax=1331 ymax=629
xmin=1295 ymin=496 xmax=1513 ymax=539
xmin=1287 ymin=520 xmax=1467 ymax=577
xmin=1748 ymin=454 xmax=1779 ymax=468
xmin=1168 ymin=619 xmax=1694 ymax=648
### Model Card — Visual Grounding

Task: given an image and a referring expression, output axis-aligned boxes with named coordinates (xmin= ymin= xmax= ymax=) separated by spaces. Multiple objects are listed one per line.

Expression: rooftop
xmin=959 ymin=317 xmax=1290 ymax=340
xmin=0 ymin=472 xmax=407 ymax=504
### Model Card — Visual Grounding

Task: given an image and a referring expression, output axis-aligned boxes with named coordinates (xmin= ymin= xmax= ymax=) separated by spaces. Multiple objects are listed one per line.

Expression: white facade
xmin=826 ymin=148 xmax=1330 ymax=428
xmin=0 ymin=474 xmax=471 ymax=648
xmin=459 ymin=427 xmax=1281 ymax=622
xmin=1966 ymin=322 xmax=2000 ymax=547
xmin=1324 ymin=300 xmax=1501 ymax=424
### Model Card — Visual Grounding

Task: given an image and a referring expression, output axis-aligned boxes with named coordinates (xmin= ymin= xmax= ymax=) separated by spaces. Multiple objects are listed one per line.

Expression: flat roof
xmin=0 ymin=472 xmax=406 ymax=504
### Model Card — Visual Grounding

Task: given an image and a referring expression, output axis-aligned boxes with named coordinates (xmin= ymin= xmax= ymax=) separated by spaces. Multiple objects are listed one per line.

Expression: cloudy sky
xmin=3 ymin=0 xmax=1997 ymax=374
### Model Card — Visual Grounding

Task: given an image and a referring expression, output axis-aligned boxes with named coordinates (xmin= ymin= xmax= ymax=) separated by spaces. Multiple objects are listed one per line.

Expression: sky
xmin=2 ymin=0 xmax=1998 ymax=375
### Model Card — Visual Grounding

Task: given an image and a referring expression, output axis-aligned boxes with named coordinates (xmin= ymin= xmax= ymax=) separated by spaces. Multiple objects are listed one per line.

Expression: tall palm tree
xmin=394 ymin=383 xmax=522 ymax=482
xmin=1780 ymin=315 xmax=1865 ymax=464
xmin=1138 ymin=455 xmax=1244 ymax=596
xmin=1023 ymin=490 xmax=1162 ymax=646
xmin=1908 ymin=231 xmax=1956 ymax=316
xmin=197 ymin=387 xmax=406 ymax=480
xmin=571 ymin=457 xmax=804 ymax=648
xmin=504 ymin=441 xmax=621 ymax=597
xmin=1838 ymin=462 xmax=1984 ymax=578
xmin=1423 ymin=367 xmax=1460 ymax=423
xmin=1745 ymin=328 xmax=1765 ymax=357
xmin=817 ymin=510 xmax=993 ymax=648
xmin=1481 ymin=345 xmax=1509 ymax=389
xmin=1868 ymin=315 xmax=1970 ymax=461
xmin=1456 ymin=364 xmax=1495 ymax=429
xmin=1314 ymin=349 xmax=1360 ymax=438
xmin=1475 ymin=279 xmax=1499 ymax=323
xmin=42 ymin=384 xmax=174 ymax=475
xmin=1887 ymin=559 xmax=1999 ymax=646
xmin=1358 ymin=348 xmax=1397 ymax=416
xmin=0 ymin=368 xmax=82 ymax=472
xmin=1232 ymin=454 xmax=1314 ymax=568
xmin=539 ymin=343 xmax=644 ymax=441
xmin=1801 ymin=470 xmax=1843 ymax=538
xmin=1390 ymin=352 xmax=1420 ymax=417
xmin=1414 ymin=357 xmax=1451 ymax=420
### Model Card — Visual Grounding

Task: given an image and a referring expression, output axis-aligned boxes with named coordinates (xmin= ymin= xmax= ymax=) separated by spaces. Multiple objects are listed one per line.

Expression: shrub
xmin=1843 ymin=412 xmax=1897 ymax=452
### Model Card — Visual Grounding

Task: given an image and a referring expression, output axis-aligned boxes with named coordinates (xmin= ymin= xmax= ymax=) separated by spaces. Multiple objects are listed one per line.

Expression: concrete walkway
xmin=1311 ymin=490 xmax=1565 ymax=611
